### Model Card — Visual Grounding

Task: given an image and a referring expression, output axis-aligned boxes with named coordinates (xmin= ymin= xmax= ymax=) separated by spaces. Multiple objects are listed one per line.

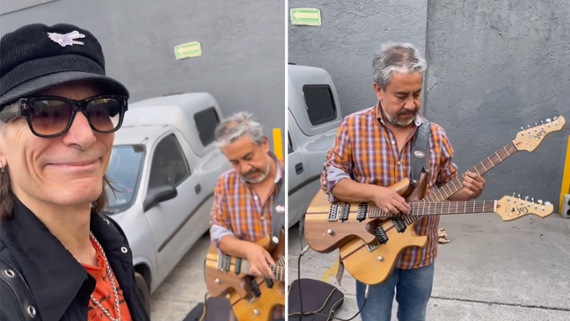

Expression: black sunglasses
xmin=0 ymin=95 xmax=128 ymax=138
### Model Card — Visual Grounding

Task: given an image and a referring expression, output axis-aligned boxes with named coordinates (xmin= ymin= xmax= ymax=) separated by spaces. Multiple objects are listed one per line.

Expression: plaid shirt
xmin=321 ymin=104 xmax=458 ymax=269
xmin=210 ymin=152 xmax=284 ymax=245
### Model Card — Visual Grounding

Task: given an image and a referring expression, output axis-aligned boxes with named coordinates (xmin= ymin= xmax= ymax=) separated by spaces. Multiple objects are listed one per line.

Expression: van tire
xmin=135 ymin=272 xmax=151 ymax=315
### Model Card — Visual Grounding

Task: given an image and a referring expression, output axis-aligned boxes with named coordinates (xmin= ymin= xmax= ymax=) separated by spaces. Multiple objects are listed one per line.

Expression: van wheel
xmin=135 ymin=272 xmax=151 ymax=315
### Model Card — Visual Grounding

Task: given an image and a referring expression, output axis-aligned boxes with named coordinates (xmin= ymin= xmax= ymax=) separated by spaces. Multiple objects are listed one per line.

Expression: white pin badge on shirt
xmin=47 ymin=30 xmax=85 ymax=47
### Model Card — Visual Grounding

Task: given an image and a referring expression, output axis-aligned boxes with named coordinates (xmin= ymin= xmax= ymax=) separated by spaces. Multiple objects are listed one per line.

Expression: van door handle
xmin=295 ymin=163 xmax=304 ymax=174
xmin=195 ymin=184 xmax=201 ymax=194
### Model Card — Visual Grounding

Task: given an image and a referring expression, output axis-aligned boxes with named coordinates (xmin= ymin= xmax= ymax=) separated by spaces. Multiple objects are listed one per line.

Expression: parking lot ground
xmin=150 ymin=232 xmax=211 ymax=321
xmin=288 ymin=212 xmax=570 ymax=321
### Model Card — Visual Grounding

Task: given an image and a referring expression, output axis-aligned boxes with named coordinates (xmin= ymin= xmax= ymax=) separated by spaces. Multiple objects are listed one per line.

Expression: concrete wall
xmin=288 ymin=0 xmax=428 ymax=114
xmin=425 ymin=0 xmax=569 ymax=209
xmin=0 ymin=0 xmax=285 ymax=147
xmin=289 ymin=0 xmax=569 ymax=210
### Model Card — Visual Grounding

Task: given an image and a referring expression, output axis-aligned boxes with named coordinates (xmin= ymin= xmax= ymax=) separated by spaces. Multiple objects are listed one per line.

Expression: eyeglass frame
xmin=0 ymin=95 xmax=128 ymax=138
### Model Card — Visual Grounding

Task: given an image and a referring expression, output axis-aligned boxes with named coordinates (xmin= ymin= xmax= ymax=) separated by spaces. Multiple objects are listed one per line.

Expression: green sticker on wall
xmin=174 ymin=41 xmax=202 ymax=60
xmin=290 ymin=8 xmax=321 ymax=26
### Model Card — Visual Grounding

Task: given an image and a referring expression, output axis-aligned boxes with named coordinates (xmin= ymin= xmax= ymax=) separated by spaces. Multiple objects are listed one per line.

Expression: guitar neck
xmin=425 ymin=141 xmax=518 ymax=202
xmin=239 ymin=256 xmax=286 ymax=281
xmin=405 ymin=200 xmax=496 ymax=221
xmin=367 ymin=200 xmax=496 ymax=219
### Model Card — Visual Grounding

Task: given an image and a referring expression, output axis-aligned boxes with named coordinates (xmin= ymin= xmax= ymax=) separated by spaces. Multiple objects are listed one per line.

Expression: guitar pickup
xmin=220 ymin=254 xmax=231 ymax=272
xmin=374 ymin=226 xmax=389 ymax=245
xmin=328 ymin=203 xmax=339 ymax=222
xmin=357 ymin=203 xmax=368 ymax=222
xmin=234 ymin=258 xmax=242 ymax=274
xmin=250 ymin=278 xmax=262 ymax=297
xmin=339 ymin=203 xmax=350 ymax=222
xmin=392 ymin=217 xmax=407 ymax=233
xmin=264 ymin=277 xmax=274 ymax=289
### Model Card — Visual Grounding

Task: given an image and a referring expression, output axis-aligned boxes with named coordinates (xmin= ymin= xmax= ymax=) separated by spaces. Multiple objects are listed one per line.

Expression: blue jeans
xmin=356 ymin=264 xmax=435 ymax=321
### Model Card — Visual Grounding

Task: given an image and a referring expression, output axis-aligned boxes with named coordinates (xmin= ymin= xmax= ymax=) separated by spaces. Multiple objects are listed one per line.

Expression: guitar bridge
xmin=366 ymin=242 xmax=379 ymax=252
xmin=328 ymin=203 xmax=339 ymax=222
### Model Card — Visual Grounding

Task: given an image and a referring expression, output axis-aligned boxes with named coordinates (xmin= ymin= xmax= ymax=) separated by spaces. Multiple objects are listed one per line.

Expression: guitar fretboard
xmin=401 ymin=141 xmax=519 ymax=225
xmin=219 ymin=255 xmax=286 ymax=281
xmin=426 ymin=142 xmax=518 ymax=202
xmin=366 ymin=200 xmax=496 ymax=219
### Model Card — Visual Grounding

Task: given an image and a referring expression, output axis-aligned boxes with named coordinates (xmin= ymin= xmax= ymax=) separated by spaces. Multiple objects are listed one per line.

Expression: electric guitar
xmin=229 ymin=275 xmax=285 ymax=321
xmin=337 ymin=116 xmax=565 ymax=285
xmin=205 ymin=241 xmax=285 ymax=298
xmin=341 ymin=192 xmax=553 ymax=285
xmin=204 ymin=231 xmax=285 ymax=321
xmin=205 ymin=232 xmax=285 ymax=297
xmin=304 ymin=116 xmax=565 ymax=253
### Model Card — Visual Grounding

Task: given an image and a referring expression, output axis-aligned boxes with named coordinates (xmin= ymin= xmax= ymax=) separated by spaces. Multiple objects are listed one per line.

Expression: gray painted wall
xmin=288 ymin=0 xmax=428 ymax=114
xmin=289 ymin=0 xmax=569 ymax=211
xmin=0 ymin=0 xmax=285 ymax=148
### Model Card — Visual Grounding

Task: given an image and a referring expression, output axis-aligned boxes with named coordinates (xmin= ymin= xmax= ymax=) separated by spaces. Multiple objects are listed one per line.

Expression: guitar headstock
xmin=513 ymin=116 xmax=565 ymax=152
xmin=495 ymin=195 xmax=553 ymax=221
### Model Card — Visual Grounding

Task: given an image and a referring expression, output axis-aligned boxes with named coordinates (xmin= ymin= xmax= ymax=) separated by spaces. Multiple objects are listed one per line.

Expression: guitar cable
xmin=292 ymin=220 xmax=369 ymax=321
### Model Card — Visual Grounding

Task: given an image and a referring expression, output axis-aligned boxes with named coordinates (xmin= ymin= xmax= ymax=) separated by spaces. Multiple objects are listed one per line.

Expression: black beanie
xmin=0 ymin=23 xmax=129 ymax=108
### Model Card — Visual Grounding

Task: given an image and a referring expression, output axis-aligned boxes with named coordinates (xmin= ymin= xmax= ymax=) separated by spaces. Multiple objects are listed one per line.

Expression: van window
xmin=148 ymin=134 xmax=191 ymax=189
xmin=194 ymin=107 xmax=220 ymax=146
xmin=288 ymin=132 xmax=294 ymax=154
xmin=302 ymin=85 xmax=337 ymax=125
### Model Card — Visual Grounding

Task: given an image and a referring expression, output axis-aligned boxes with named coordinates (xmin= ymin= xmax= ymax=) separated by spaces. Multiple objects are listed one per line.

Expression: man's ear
xmin=373 ymin=82 xmax=384 ymax=101
xmin=261 ymin=136 xmax=270 ymax=151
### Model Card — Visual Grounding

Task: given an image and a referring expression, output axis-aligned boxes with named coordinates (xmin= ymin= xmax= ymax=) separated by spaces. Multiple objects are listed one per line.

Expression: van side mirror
xmin=143 ymin=185 xmax=178 ymax=212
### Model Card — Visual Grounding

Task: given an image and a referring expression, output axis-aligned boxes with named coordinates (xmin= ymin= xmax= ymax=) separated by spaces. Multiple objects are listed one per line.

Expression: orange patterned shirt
xmin=321 ymin=104 xmax=458 ymax=269
xmin=210 ymin=152 xmax=284 ymax=244
xmin=83 ymin=238 xmax=133 ymax=321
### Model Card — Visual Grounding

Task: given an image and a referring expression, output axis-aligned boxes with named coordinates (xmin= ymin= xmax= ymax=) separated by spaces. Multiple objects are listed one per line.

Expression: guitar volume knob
xmin=327 ymin=229 xmax=335 ymax=236
xmin=214 ymin=278 xmax=221 ymax=284
xmin=377 ymin=256 xmax=384 ymax=261
xmin=254 ymin=309 xmax=260 ymax=315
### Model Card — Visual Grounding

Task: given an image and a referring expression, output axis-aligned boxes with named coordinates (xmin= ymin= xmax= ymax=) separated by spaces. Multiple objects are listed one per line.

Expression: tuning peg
xmin=521 ymin=126 xmax=524 ymax=130
xmin=537 ymin=200 xmax=543 ymax=205
xmin=553 ymin=116 xmax=558 ymax=120
xmin=546 ymin=118 xmax=552 ymax=122
xmin=527 ymin=125 xmax=531 ymax=128
xmin=535 ymin=122 xmax=538 ymax=126
xmin=540 ymin=120 xmax=544 ymax=125
xmin=518 ymin=194 xmax=521 ymax=199
xmin=544 ymin=201 xmax=551 ymax=206
xmin=524 ymin=196 xmax=529 ymax=201
xmin=512 ymin=192 xmax=516 ymax=197
xmin=531 ymin=197 xmax=534 ymax=202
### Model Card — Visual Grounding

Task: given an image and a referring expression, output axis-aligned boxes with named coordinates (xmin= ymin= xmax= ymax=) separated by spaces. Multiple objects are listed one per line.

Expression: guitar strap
xmin=410 ymin=118 xmax=431 ymax=186
xmin=270 ymin=167 xmax=285 ymax=244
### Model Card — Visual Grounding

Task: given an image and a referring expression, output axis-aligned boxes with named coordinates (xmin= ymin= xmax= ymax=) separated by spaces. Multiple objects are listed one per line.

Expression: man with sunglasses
xmin=0 ymin=23 xmax=150 ymax=321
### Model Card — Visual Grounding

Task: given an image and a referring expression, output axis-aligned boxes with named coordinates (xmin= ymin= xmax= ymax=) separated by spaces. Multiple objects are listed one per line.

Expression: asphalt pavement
xmin=288 ymin=212 xmax=570 ymax=321
xmin=150 ymin=232 xmax=211 ymax=321
xmin=149 ymin=211 xmax=570 ymax=321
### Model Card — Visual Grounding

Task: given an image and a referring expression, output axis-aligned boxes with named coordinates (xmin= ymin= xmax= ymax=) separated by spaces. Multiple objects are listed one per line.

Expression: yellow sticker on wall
xmin=174 ymin=41 xmax=202 ymax=60
xmin=290 ymin=8 xmax=322 ymax=26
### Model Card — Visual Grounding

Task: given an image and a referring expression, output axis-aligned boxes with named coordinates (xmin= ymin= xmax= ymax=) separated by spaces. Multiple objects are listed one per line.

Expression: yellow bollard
xmin=272 ymin=128 xmax=284 ymax=161
xmin=560 ymin=135 xmax=570 ymax=215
